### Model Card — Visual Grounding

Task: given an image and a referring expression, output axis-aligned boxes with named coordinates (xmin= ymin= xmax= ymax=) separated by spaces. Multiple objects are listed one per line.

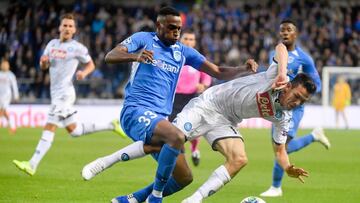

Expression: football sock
xmin=287 ymin=134 xmax=315 ymax=153
xmin=102 ymin=141 xmax=145 ymax=168
xmin=272 ymin=160 xmax=284 ymax=188
xmin=29 ymin=130 xmax=54 ymax=170
xmin=190 ymin=165 xmax=231 ymax=201
xmin=133 ymin=177 xmax=183 ymax=202
xmin=70 ymin=122 xmax=113 ymax=137
xmin=190 ymin=138 xmax=199 ymax=153
xmin=152 ymin=144 xmax=180 ymax=196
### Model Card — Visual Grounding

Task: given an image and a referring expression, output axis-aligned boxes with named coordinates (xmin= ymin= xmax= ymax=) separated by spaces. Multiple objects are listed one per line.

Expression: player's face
xmin=279 ymin=23 xmax=297 ymax=47
xmin=0 ymin=62 xmax=9 ymax=71
xmin=180 ymin=33 xmax=196 ymax=48
xmin=280 ymin=84 xmax=311 ymax=110
xmin=59 ymin=18 xmax=76 ymax=41
xmin=157 ymin=15 xmax=182 ymax=46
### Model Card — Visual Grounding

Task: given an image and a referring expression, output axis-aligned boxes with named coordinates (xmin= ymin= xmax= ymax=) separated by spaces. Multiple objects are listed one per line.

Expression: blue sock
xmin=153 ymin=144 xmax=180 ymax=193
xmin=132 ymin=177 xmax=183 ymax=202
xmin=287 ymin=134 xmax=315 ymax=153
xmin=272 ymin=160 xmax=284 ymax=188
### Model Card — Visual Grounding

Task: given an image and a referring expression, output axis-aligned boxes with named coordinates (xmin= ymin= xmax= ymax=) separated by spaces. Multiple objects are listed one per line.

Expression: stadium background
xmin=0 ymin=0 xmax=360 ymax=203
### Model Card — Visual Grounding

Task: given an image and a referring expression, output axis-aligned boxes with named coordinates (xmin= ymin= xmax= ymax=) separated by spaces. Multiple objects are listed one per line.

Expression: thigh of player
xmin=120 ymin=105 xmax=166 ymax=144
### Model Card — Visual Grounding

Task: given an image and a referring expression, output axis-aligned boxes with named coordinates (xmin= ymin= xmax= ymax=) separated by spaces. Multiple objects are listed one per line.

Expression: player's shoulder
xmin=295 ymin=46 xmax=313 ymax=61
xmin=47 ymin=38 xmax=59 ymax=46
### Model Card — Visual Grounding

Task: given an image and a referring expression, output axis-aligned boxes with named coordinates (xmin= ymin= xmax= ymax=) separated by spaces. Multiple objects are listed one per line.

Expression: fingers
xmin=245 ymin=59 xmax=258 ymax=72
xmin=137 ymin=50 xmax=154 ymax=63
xmin=298 ymin=176 xmax=305 ymax=183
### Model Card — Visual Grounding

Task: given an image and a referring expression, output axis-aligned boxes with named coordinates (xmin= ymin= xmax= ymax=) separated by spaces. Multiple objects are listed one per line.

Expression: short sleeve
xmin=76 ymin=44 xmax=91 ymax=63
xmin=120 ymin=32 xmax=148 ymax=53
xmin=43 ymin=40 xmax=55 ymax=57
xmin=272 ymin=110 xmax=292 ymax=144
xmin=183 ymin=46 xmax=206 ymax=70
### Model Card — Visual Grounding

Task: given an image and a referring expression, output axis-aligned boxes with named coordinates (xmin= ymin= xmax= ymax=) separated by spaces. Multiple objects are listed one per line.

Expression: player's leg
xmin=340 ymin=110 xmax=349 ymax=129
xmin=82 ymin=142 xmax=160 ymax=180
xmin=0 ymin=108 xmax=4 ymax=128
xmin=3 ymin=109 xmax=16 ymax=134
xmin=13 ymin=122 xmax=57 ymax=176
xmin=183 ymin=135 xmax=246 ymax=203
xmin=63 ymin=112 xmax=125 ymax=138
xmin=190 ymin=138 xmax=200 ymax=166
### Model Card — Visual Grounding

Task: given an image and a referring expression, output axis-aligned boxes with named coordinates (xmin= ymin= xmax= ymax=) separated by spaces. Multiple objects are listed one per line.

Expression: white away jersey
xmin=0 ymin=70 xmax=19 ymax=107
xmin=199 ymin=61 xmax=292 ymax=144
xmin=43 ymin=39 xmax=91 ymax=103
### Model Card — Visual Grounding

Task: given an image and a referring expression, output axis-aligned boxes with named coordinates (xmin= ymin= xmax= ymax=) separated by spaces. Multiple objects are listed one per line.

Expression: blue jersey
xmin=120 ymin=32 xmax=206 ymax=115
xmin=269 ymin=46 xmax=321 ymax=92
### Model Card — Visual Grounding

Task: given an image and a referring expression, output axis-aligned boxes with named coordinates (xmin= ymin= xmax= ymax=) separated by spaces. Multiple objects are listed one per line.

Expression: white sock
xmin=190 ymin=165 xmax=231 ymax=201
xmin=70 ymin=122 xmax=114 ymax=137
xmin=102 ymin=141 xmax=145 ymax=168
xmin=29 ymin=130 xmax=54 ymax=170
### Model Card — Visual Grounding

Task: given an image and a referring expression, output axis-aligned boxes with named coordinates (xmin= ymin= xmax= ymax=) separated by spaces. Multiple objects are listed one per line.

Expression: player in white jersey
xmin=13 ymin=13 xmax=125 ymax=176
xmin=82 ymin=43 xmax=314 ymax=203
xmin=0 ymin=60 xmax=19 ymax=134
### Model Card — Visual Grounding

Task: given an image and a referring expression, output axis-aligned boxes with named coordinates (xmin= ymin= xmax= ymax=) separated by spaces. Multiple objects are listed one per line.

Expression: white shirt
xmin=199 ymin=61 xmax=292 ymax=144
xmin=43 ymin=39 xmax=91 ymax=104
xmin=0 ymin=70 xmax=19 ymax=101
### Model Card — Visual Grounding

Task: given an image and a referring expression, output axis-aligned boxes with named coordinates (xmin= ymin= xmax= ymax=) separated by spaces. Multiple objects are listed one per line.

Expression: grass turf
xmin=1 ymin=128 xmax=359 ymax=203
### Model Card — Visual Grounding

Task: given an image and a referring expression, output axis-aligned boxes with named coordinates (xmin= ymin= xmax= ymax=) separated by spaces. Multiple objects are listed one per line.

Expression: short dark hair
xmin=280 ymin=19 xmax=297 ymax=28
xmin=181 ymin=28 xmax=195 ymax=35
xmin=61 ymin=13 xmax=75 ymax=21
xmin=291 ymin=73 xmax=317 ymax=94
xmin=158 ymin=6 xmax=180 ymax=17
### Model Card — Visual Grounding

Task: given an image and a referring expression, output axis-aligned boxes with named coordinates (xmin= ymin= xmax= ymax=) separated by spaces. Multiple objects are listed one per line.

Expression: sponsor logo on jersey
xmin=50 ymin=49 xmax=67 ymax=59
xmin=144 ymin=59 xmax=180 ymax=73
xmin=288 ymin=56 xmax=294 ymax=64
xmin=256 ymin=91 xmax=274 ymax=117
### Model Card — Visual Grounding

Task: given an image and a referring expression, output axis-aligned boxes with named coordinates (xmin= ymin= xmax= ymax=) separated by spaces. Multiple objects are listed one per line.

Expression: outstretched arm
xmin=272 ymin=43 xmax=289 ymax=90
xmin=198 ymin=59 xmax=258 ymax=81
xmin=105 ymin=45 xmax=154 ymax=64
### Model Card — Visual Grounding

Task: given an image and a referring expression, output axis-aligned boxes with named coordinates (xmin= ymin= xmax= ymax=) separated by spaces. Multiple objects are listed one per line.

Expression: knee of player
xmin=231 ymin=154 xmax=248 ymax=170
xmin=169 ymin=130 xmax=186 ymax=146
xmin=68 ymin=124 xmax=82 ymax=137
xmin=178 ymin=172 xmax=193 ymax=187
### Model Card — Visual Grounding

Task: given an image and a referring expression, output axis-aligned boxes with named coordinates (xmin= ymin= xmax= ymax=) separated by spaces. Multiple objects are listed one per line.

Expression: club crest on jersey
xmin=121 ymin=37 xmax=132 ymax=45
xmin=288 ymin=56 xmax=294 ymax=64
xmin=173 ymin=51 xmax=181 ymax=62
xmin=184 ymin=122 xmax=192 ymax=132
xmin=256 ymin=91 xmax=274 ymax=117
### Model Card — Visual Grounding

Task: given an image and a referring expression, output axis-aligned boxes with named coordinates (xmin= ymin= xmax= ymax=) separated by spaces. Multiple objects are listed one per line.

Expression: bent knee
xmin=177 ymin=172 xmax=193 ymax=187
xmin=231 ymin=155 xmax=248 ymax=170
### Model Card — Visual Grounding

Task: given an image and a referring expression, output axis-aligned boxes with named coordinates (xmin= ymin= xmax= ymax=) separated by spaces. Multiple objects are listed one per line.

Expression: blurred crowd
xmin=0 ymin=0 xmax=359 ymax=103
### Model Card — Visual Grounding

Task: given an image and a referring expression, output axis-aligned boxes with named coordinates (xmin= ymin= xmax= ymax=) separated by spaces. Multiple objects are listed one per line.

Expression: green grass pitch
xmin=1 ymin=128 xmax=360 ymax=203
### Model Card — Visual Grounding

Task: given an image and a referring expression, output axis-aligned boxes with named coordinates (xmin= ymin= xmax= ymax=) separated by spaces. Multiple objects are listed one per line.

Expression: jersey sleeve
xmin=272 ymin=110 xmax=292 ymax=145
xmin=183 ymin=46 xmax=206 ymax=70
xmin=76 ymin=44 xmax=92 ymax=63
xmin=42 ymin=39 xmax=54 ymax=57
xmin=10 ymin=72 xmax=19 ymax=100
xmin=119 ymin=32 xmax=148 ymax=53
xmin=302 ymin=53 xmax=321 ymax=92
xmin=268 ymin=50 xmax=276 ymax=64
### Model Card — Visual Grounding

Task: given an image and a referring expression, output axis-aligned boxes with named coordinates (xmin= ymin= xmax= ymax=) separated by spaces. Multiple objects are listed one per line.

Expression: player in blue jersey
xmin=86 ymin=7 xmax=257 ymax=203
xmin=260 ymin=19 xmax=331 ymax=197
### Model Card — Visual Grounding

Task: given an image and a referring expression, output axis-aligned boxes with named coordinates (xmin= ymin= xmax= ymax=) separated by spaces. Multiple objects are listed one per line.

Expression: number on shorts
xmin=138 ymin=111 xmax=158 ymax=126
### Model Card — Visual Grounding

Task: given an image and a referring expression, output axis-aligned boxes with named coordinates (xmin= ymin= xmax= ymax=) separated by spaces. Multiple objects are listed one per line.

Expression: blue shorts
xmin=120 ymin=105 xmax=166 ymax=144
xmin=272 ymin=105 xmax=304 ymax=139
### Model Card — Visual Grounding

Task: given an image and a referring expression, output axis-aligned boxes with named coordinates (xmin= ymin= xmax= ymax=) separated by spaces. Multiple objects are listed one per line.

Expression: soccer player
xmin=260 ymin=19 xmax=331 ymax=197
xmin=87 ymin=6 xmax=257 ymax=203
xmin=168 ymin=29 xmax=212 ymax=167
xmin=332 ymin=76 xmax=351 ymax=128
xmin=13 ymin=13 xmax=124 ymax=176
xmin=180 ymin=43 xmax=314 ymax=203
xmin=0 ymin=60 xmax=19 ymax=134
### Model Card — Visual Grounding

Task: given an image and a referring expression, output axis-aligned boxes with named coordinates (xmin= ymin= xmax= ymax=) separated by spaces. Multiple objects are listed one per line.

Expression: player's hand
xmin=272 ymin=74 xmax=289 ymax=90
xmin=196 ymin=84 xmax=207 ymax=94
xmin=40 ymin=55 xmax=50 ymax=69
xmin=136 ymin=50 xmax=154 ymax=63
xmin=245 ymin=59 xmax=258 ymax=72
xmin=285 ymin=165 xmax=309 ymax=183
xmin=76 ymin=70 xmax=87 ymax=80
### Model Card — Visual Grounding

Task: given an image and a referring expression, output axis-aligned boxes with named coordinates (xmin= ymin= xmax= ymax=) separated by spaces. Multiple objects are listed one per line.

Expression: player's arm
xmin=40 ymin=55 xmax=50 ymax=70
xmin=272 ymin=43 xmax=289 ymax=90
xmin=105 ymin=45 xmax=154 ymax=64
xmin=10 ymin=73 xmax=19 ymax=101
xmin=302 ymin=54 xmax=321 ymax=92
xmin=76 ymin=59 xmax=95 ymax=80
xmin=198 ymin=59 xmax=258 ymax=80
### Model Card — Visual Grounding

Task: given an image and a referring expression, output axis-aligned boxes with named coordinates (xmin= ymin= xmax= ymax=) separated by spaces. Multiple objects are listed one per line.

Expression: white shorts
xmin=173 ymin=97 xmax=243 ymax=150
xmin=47 ymin=94 xmax=77 ymax=127
xmin=0 ymin=97 xmax=11 ymax=109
